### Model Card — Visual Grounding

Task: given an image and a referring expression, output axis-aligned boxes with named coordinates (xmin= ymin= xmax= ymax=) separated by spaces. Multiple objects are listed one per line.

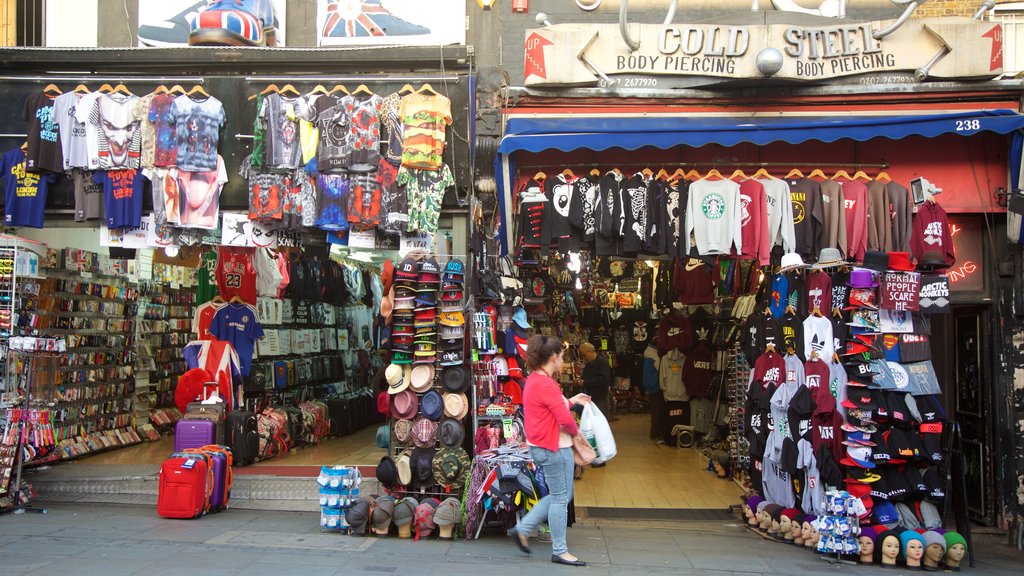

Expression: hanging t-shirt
xmin=240 ymin=154 xmax=285 ymax=222
xmin=177 ymin=155 xmax=226 ymax=229
xmin=72 ymin=92 xmax=103 ymax=170
xmin=53 ymin=92 xmax=91 ymax=171
xmin=259 ymin=93 xmax=303 ymax=169
xmin=785 ymin=177 xmax=825 ymax=261
xmin=196 ymin=249 xmax=219 ymax=305
xmin=72 ymin=169 xmax=104 ymax=222
xmin=805 ymin=270 xmax=833 ymax=315
xmin=757 ymin=177 xmax=796 ymax=253
xmin=88 ymin=93 xmax=142 ymax=170
xmin=680 ymin=346 xmax=716 ymax=398
xmin=346 ymin=172 xmax=382 ymax=229
xmin=2 ymin=147 xmax=56 ymax=228
xmin=142 ymin=166 xmax=180 ymax=226
xmin=148 ymin=93 xmax=178 ymax=168
xmin=310 ymin=96 xmax=349 ymax=173
xmin=94 ymin=169 xmax=144 ymax=229
xmin=380 ymin=91 xmax=404 ymax=165
xmin=399 ymin=163 xmax=454 ymax=234
xmin=299 ymin=94 xmax=321 ymax=165
xmin=193 ymin=300 xmax=224 ymax=341
xmin=281 ymin=170 xmax=317 ymax=230
xmin=674 ymin=256 xmax=717 ymax=305
xmin=664 ymin=179 xmax=687 ymax=259
xmin=209 ymin=302 xmax=264 ymax=376
xmin=131 ymin=93 xmax=156 ymax=169
xmin=802 ymin=314 xmax=834 ymax=361
xmin=739 ymin=179 xmax=770 ymax=265
xmin=216 ymin=246 xmax=258 ymax=305
xmin=818 ymin=180 xmax=848 ymax=258
xmin=253 ymin=248 xmax=285 ymax=297
xmin=337 ymin=93 xmax=382 ymax=172
xmin=377 ymin=157 xmax=406 ymax=235
xmin=315 ymin=172 xmax=350 ymax=231
xmin=545 ymin=173 xmax=576 ymax=250
xmin=399 ymin=92 xmax=452 ymax=170
xmin=168 ymin=94 xmax=225 ymax=172
xmin=22 ymin=92 xmax=62 ymax=173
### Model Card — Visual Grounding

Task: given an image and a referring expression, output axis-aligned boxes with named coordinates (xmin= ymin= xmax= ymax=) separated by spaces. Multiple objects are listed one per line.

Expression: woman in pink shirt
xmin=509 ymin=334 xmax=590 ymax=566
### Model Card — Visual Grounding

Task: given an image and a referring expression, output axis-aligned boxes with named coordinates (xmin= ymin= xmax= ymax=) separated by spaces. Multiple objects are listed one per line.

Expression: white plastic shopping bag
xmin=579 ymin=402 xmax=617 ymax=464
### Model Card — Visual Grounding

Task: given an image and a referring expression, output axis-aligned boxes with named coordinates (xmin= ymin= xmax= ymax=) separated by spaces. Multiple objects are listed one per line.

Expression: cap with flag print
xmin=841 ymin=445 xmax=876 ymax=469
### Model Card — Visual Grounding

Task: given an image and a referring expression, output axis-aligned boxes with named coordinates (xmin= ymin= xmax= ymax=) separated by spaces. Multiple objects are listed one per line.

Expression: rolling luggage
xmin=185 ymin=446 xmax=233 ymax=512
xmin=225 ymin=410 xmax=259 ymax=466
xmin=174 ymin=419 xmax=217 ymax=452
xmin=157 ymin=453 xmax=213 ymax=519
xmin=184 ymin=401 xmax=225 ymax=444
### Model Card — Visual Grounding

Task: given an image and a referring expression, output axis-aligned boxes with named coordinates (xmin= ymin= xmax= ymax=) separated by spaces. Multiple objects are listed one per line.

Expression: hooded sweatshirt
xmin=594 ymin=171 xmax=622 ymax=256
xmin=658 ymin=348 xmax=688 ymax=401
xmin=685 ymin=178 xmax=742 ymax=256
xmin=785 ymin=178 xmax=825 ymax=261
xmin=910 ymin=201 xmax=955 ymax=269
xmin=621 ymin=172 xmax=651 ymax=254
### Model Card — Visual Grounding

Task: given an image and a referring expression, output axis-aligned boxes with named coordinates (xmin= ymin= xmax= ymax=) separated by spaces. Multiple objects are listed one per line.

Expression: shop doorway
xmin=930 ymin=305 xmax=995 ymax=525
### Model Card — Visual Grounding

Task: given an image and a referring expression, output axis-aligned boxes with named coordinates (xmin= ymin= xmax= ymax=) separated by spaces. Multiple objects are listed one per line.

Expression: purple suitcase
xmin=206 ymin=451 xmax=229 ymax=511
xmin=174 ymin=420 xmax=217 ymax=452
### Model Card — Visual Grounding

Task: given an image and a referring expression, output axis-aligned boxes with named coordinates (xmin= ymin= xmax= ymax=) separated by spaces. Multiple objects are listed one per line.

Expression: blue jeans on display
xmin=516 ymin=446 xmax=575 ymax=556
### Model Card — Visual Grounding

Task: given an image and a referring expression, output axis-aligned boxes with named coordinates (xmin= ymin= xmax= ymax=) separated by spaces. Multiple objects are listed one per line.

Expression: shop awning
xmin=497 ymin=109 xmax=1024 ymax=154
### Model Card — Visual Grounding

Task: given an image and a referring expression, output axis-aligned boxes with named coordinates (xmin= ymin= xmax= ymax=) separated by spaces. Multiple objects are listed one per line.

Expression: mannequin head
xmin=790 ymin=513 xmax=805 ymax=543
xmin=900 ymin=531 xmax=926 ymax=567
xmin=921 ymin=531 xmax=946 ymax=568
xmin=857 ymin=527 xmax=878 ymax=563
xmin=780 ymin=509 xmax=802 ymax=542
xmin=765 ymin=504 xmax=783 ymax=536
xmin=745 ymin=495 xmax=764 ymax=526
xmin=875 ymin=530 xmax=902 ymax=565
xmin=802 ymin=516 xmax=819 ymax=548
xmin=755 ymin=501 xmax=769 ymax=529
xmin=943 ymin=532 xmax=967 ymax=569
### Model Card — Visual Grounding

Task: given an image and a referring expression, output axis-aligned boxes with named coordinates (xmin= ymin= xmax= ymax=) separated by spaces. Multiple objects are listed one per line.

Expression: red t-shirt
xmin=193 ymin=301 xmax=223 ymax=341
xmin=523 ymin=371 xmax=579 ymax=452
xmin=216 ymin=246 xmax=257 ymax=305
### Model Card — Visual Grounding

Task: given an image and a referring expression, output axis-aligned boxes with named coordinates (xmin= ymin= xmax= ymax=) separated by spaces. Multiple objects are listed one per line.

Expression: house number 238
xmin=955 ymin=119 xmax=981 ymax=131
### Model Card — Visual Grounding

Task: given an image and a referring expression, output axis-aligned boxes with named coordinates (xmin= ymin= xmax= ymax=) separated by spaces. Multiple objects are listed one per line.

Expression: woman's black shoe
xmin=509 ymin=529 xmax=530 ymax=554
xmin=551 ymin=555 xmax=587 ymax=566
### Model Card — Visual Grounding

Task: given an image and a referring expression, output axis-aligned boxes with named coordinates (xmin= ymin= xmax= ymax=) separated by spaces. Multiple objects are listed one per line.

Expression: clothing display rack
xmin=728 ymin=344 xmax=751 ymax=491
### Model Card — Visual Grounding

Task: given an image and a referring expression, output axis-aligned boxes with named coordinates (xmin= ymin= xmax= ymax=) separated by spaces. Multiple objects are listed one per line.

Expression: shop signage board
xmin=918 ymin=275 xmax=950 ymax=313
xmin=524 ymin=17 xmax=1002 ymax=87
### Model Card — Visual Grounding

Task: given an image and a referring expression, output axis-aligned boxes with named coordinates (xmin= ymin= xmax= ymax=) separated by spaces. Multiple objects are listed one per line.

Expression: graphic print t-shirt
xmin=53 ymin=92 xmax=91 ymax=170
xmin=72 ymin=169 xmax=104 ymax=222
xmin=380 ymin=91 xmax=404 ymax=165
xmin=399 ymin=163 xmax=454 ymax=234
xmin=346 ymin=172 xmax=382 ymax=229
xmin=147 ymin=93 xmax=178 ymax=167
xmin=315 ymin=173 xmax=351 ymax=231
xmin=22 ymin=92 xmax=62 ymax=173
xmin=311 ymin=96 xmax=347 ymax=172
xmin=399 ymin=93 xmax=452 ymax=170
xmin=2 ymin=147 xmax=56 ymax=228
xmin=209 ymin=303 xmax=264 ymax=375
xmin=131 ymin=94 xmax=156 ymax=169
xmin=168 ymin=95 xmax=225 ymax=172
xmin=143 ymin=166 xmax=180 ymax=225
xmin=177 ymin=155 xmax=227 ymax=229
xmin=196 ymin=249 xmax=219 ymax=305
xmin=259 ymin=93 xmax=303 ymax=169
xmin=87 ymin=93 xmax=142 ymax=170
xmin=337 ymin=93 xmax=382 ymax=172
xmin=94 ymin=169 xmax=144 ymax=229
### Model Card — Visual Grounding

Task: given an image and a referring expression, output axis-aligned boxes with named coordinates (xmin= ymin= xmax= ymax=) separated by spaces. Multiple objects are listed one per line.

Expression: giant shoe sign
xmin=524 ymin=17 xmax=1002 ymax=87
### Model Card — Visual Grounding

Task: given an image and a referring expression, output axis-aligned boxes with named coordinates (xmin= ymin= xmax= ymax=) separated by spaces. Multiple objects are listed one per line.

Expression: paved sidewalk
xmin=0 ymin=503 xmax=1021 ymax=576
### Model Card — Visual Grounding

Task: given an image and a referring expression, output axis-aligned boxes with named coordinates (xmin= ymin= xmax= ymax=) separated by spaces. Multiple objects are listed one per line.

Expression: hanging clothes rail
xmin=0 ymin=75 xmax=206 ymax=83
xmin=514 ymin=160 xmax=890 ymax=170
xmin=243 ymin=75 xmax=460 ymax=84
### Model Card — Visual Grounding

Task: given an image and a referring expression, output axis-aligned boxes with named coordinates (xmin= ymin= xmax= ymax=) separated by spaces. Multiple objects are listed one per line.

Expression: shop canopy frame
xmin=494 ymin=109 xmax=1024 ymax=253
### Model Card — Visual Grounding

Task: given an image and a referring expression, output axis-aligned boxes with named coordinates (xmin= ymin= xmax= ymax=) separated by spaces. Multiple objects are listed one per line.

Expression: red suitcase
xmin=157 ymin=454 xmax=213 ymax=519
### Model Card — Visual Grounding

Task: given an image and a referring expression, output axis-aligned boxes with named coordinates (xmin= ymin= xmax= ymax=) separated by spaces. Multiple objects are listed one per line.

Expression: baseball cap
xmin=440 ymin=289 xmax=464 ymax=302
xmin=391 ymin=351 xmax=413 ymax=364
xmin=442 ymin=259 xmax=465 ymax=282
xmin=439 ymin=324 xmax=464 ymax=339
xmin=845 ymin=288 xmax=879 ymax=310
xmin=439 ymin=298 xmax=463 ymax=313
xmin=841 ymin=445 xmax=876 ymax=469
xmin=439 ymin=348 xmax=464 ymax=367
xmin=395 ymin=257 xmax=419 ymax=280
xmin=418 ymin=258 xmax=442 ymax=283
xmin=842 ymin=431 xmax=877 ymax=447
xmin=846 ymin=467 xmax=882 ymax=483
xmin=844 ymin=361 xmax=877 ymax=386
xmin=512 ymin=307 xmax=530 ymax=329
xmin=493 ymin=356 xmax=509 ymax=377
xmin=439 ymin=311 xmax=465 ymax=327
xmin=874 ymin=501 xmax=900 ymax=528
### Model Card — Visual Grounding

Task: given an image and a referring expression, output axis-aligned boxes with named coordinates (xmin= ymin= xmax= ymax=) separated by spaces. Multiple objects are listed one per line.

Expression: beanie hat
xmin=745 ymin=494 xmax=765 ymax=511
xmin=765 ymin=503 xmax=784 ymax=522
xmin=371 ymin=496 xmax=396 ymax=535
xmin=898 ymin=530 xmax=925 ymax=561
xmin=943 ymin=531 xmax=967 ymax=551
xmin=780 ymin=507 xmax=801 ymax=522
xmin=756 ymin=500 xmax=770 ymax=513
xmin=922 ymin=530 xmax=946 ymax=553
xmin=859 ymin=526 xmax=879 ymax=544
xmin=874 ymin=529 xmax=902 ymax=564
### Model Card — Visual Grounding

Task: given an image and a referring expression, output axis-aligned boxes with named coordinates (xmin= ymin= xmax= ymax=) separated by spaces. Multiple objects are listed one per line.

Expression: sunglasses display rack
xmin=728 ymin=345 xmax=752 ymax=490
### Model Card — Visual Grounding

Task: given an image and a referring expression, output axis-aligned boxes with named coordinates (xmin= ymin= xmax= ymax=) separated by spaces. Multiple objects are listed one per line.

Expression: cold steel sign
xmin=524 ymin=17 xmax=1002 ymax=87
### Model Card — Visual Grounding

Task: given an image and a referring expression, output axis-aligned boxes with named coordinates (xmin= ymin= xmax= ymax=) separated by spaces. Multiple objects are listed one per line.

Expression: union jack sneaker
xmin=188 ymin=0 xmax=279 ymax=47
xmin=322 ymin=0 xmax=429 ymax=38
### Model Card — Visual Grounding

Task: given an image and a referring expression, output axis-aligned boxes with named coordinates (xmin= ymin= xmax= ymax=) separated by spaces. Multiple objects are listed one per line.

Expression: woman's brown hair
xmin=525 ymin=334 xmax=564 ymax=371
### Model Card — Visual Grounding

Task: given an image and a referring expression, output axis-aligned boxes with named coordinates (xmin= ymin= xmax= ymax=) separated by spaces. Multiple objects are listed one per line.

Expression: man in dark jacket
xmin=579 ymin=342 xmax=612 ymax=420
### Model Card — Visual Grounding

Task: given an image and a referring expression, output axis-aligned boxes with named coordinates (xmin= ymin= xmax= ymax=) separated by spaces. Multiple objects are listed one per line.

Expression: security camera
xmin=911 ymin=177 xmax=942 ymax=205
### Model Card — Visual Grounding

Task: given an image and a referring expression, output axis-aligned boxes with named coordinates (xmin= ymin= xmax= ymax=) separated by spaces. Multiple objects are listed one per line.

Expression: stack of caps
xmin=391 ymin=257 xmax=421 ymax=364
xmin=413 ymin=258 xmax=442 ymax=365
xmin=438 ymin=259 xmax=466 ymax=367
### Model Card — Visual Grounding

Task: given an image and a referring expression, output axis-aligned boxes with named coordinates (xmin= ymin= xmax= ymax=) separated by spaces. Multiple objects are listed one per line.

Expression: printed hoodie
xmin=663 ymin=179 xmax=688 ymax=259
xmin=544 ymin=173 xmax=575 ymax=250
xmin=658 ymin=348 xmax=688 ymax=401
xmin=567 ymin=173 xmax=599 ymax=243
xmin=910 ymin=200 xmax=955 ymax=269
xmin=685 ymin=178 xmax=742 ymax=256
xmin=621 ymin=172 xmax=651 ymax=254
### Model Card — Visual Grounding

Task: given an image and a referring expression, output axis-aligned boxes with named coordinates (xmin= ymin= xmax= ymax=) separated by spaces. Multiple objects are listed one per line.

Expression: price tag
xmin=80 ymin=271 xmax=93 ymax=279
xmin=471 ymin=349 xmax=479 ymax=363
xmin=502 ymin=417 xmax=514 ymax=438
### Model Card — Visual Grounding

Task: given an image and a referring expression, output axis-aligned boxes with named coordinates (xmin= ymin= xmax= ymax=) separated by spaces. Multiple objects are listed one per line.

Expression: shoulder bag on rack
xmin=498 ymin=256 xmax=523 ymax=306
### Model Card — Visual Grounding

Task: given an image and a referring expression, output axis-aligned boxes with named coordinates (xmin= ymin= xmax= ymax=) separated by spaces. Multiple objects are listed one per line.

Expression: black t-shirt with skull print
xmin=544 ymin=174 xmax=575 ymax=251
xmin=620 ymin=173 xmax=649 ymax=255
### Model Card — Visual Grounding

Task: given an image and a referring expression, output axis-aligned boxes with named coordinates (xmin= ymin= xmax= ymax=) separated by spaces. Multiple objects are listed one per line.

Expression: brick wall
xmin=913 ymin=0 xmax=1019 ymax=19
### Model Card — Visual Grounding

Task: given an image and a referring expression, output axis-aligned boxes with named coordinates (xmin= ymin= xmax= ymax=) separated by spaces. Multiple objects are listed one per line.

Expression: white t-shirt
xmin=53 ymin=92 xmax=91 ymax=170
xmin=253 ymin=248 xmax=285 ymax=297
xmin=72 ymin=92 xmax=103 ymax=170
